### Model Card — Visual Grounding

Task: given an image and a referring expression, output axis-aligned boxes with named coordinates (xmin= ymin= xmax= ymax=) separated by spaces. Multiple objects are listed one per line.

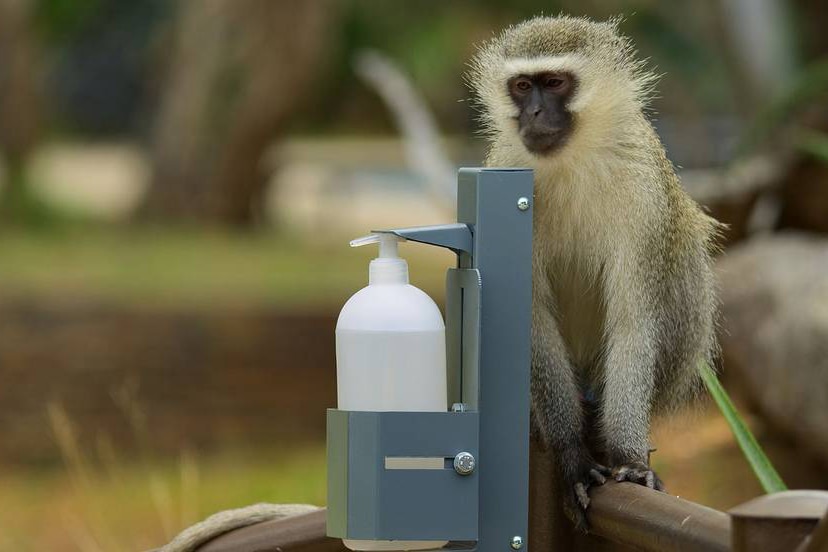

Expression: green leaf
xmin=796 ymin=129 xmax=828 ymax=164
xmin=700 ymin=363 xmax=787 ymax=494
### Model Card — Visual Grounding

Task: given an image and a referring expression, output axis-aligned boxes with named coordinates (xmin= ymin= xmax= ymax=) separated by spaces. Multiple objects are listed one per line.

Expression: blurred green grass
xmin=0 ymin=226 xmax=453 ymax=310
xmin=0 ymin=444 xmax=326 ymax=552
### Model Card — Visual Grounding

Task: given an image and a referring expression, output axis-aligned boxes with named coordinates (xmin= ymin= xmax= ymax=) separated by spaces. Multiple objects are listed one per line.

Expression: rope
xmin=160 ymin=503 xmax=320 ymax=552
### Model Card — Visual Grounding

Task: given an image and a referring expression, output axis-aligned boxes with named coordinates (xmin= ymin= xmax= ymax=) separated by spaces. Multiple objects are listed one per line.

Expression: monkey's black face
xmin=507 ymin=72 xmax=576 ymax=155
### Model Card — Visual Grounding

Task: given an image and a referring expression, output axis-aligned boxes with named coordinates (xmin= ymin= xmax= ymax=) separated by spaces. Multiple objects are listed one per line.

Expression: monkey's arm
xmin=532 ymin=270 xmax=609 ymax=529
xmin=600 ymin=253 xmax=664 ymax=490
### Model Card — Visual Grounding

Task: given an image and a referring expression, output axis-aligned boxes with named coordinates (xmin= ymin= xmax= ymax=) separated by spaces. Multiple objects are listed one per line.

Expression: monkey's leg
xmin=600 ymin=277 xmax=665 ymax=491
xmin=532 ymin=304 xmax=610 ymax=531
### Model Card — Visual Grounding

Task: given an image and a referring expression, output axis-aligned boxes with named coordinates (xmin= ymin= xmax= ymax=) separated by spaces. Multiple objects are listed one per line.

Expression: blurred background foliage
xmin=1 ymin=0 xmax=828 ymax=550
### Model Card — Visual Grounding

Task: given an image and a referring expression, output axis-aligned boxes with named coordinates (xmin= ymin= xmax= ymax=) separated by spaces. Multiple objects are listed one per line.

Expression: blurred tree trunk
xmin=141 ymin=0 xmax=333 ymax=226
xmin=712 ymin=0 xmax=796 ymax=116
xmin=792 ymin=0 xmax=828 ymax=58
xmin=0 ymin=0 xmax=41 ymax=207
xmin=774 ymin=0 xmax=828 ymax=234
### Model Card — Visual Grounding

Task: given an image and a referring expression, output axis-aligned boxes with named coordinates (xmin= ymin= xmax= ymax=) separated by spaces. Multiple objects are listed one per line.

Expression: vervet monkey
xmin=468 ymin=16 xmax=720 ymax=529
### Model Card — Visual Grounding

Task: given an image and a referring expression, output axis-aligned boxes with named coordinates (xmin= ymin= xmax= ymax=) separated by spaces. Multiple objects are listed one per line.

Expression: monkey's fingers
xmin=574 ymin=482 xmax=591 ymax=510
xmin=653 ymin=473 xmax=666 ymax=492
xmin=563 ymin=496 xmax=590 ymax=533
xmin=588 ymin=468 xmax=607 ymax=485
xmin=612 ymin=462 xmax=645 ymax=481
xmin=612 ymin=462 xmax=666 ymax=492
xmin=642 ymin=470 xmax=666 ymax=491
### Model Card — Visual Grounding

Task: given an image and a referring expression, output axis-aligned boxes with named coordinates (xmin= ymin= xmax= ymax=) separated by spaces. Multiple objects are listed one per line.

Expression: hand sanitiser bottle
xmin=336 ymin=233 xmax=448 ymax=552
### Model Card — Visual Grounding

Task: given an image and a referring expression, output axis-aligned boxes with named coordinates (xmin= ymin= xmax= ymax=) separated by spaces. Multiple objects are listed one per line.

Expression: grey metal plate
xmin=327 ymin=409 xmax=479 ymax=541
xmin=458 ymin=168 xmax=533 ymax=551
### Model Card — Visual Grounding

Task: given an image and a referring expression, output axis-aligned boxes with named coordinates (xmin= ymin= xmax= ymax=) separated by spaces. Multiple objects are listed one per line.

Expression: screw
xmin=453 ymin=452 xmax=475 ymax=475
xmin=510 ymin=535 xmax=524 ymax=550
xmin=517 ymin=197 xmax=530 ymax=211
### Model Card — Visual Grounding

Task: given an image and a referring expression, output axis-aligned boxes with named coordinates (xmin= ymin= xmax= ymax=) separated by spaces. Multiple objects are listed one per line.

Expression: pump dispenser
xmin=350 ymin=233 xmax=409 ymax=286
xmin=336 ymin=233 xmax=448 ymax=551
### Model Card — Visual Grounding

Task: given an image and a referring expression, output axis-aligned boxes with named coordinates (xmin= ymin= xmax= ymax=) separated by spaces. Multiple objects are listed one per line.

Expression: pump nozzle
xmin=350 ymin=233 xmax=405 ymax=255
xmin=350 ymin=233 xmax=409 ymax=285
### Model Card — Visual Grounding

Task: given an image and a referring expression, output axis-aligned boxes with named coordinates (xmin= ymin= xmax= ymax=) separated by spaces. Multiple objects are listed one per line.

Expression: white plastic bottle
xmin=336 ymin=233 xmax=447 ymax=551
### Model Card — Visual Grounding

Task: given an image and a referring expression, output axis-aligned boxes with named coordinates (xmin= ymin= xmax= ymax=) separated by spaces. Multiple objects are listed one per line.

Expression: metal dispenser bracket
xmin=327 ymin=168 xmax=534 ymax=551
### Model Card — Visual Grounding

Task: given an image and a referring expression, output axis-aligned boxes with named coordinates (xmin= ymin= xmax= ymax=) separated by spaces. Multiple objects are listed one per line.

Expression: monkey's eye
xmin=544 ymin=77 xmax=565 ymax=89
xmin=513 ymin=79 xmax=532 ymax=93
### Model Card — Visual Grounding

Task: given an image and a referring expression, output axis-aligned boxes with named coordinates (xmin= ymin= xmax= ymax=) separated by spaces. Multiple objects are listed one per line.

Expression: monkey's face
xmin=507 ymin=72 xmax=576 ymax=156
xmin=469 ymin=16 xmax=658 ymax=164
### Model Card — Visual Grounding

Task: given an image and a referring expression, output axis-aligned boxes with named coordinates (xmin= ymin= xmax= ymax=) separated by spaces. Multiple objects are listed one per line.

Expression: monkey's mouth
xmin=520 ymin=127 xmax=570 ymax=155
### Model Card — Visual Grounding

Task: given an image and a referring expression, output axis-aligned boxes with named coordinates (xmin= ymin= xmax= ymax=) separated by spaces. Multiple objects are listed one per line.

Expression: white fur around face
xmin=481 ymin=54 xmax=645 ymax=160
xmin=502 ymin=55 xmax=597 ymax=113
xmin=480 ymin=55 xmax=598 ymax=132
xmin=480 ymin=53 xmax=645 ymax=173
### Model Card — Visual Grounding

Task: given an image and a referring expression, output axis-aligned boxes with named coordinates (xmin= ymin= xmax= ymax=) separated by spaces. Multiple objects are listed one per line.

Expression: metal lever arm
xmin=373 ymin=223 xmax=473 ymax=255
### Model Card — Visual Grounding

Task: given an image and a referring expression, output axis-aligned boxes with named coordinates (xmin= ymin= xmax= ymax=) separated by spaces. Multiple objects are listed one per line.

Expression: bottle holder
xmin=327 ymin=409 xmax=479 ymax=541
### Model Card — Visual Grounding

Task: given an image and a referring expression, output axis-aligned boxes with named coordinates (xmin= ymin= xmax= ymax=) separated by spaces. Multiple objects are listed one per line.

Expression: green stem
xmin=699 ymin=363 xmax=787 ymax=494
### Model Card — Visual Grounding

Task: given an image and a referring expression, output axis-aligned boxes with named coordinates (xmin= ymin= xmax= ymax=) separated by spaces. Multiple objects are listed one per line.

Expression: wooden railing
xmin=170 ymin=442 xmax=827 ymax=552
xmin=192 ymin=482 xmax=728 ymax=552
xmin=587 ymin=482 xmax=730 ymax=551
xmin=178 ymin=481 xmax=828 ymax=552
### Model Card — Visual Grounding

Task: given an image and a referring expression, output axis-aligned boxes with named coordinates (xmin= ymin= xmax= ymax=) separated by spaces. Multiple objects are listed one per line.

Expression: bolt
xmin=510 ymin=535 xmax=524 ymax=550
xmin=517 ymin=197 xmax=530 ymax=211
xmin=453 ymin=452 xmax=475 ymax=475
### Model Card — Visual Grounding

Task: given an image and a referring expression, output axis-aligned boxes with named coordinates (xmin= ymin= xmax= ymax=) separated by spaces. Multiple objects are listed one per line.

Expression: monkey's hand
xmin=561 ymin=453 xmax=611 ymax=532
xmin=611 ymin=461 xmax=665 ymax=491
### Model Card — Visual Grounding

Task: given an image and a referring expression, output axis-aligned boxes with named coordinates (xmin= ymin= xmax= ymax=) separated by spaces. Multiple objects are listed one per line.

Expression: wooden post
xmin=729 ymin=491 xmax=828 ymax=552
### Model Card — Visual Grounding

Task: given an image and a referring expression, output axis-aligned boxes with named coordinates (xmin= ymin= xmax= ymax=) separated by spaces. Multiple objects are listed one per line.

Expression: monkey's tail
xmin=157 ymin=503 xmax=319 ymax=552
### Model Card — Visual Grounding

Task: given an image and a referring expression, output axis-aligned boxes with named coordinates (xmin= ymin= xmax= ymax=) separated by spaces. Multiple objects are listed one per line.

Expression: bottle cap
xmin=350 ymin=233 xmax=409 ymax=285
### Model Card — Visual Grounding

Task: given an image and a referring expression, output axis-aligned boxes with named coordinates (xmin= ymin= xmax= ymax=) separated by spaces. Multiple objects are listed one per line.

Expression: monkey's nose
xmin=532 ymin=106 xmax=543 ymax=117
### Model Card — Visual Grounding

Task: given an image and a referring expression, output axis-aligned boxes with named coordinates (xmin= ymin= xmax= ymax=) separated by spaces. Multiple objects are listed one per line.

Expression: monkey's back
xmin=646 ymin=126 xmax=721 ymax=411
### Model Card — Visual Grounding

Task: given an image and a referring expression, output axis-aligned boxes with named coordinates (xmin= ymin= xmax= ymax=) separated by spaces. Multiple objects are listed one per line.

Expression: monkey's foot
xmin=563 ymin=461 xmax=611 ymax=532
xmin=611 ymin=462 xmax=665 ymax=491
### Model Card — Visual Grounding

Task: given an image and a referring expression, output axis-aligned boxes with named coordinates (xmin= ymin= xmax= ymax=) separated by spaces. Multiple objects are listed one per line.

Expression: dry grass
xmin=0 ymin=444 xmax=327 ymax=551
xmin=0 ymin=394 xmax=327 ymax=552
